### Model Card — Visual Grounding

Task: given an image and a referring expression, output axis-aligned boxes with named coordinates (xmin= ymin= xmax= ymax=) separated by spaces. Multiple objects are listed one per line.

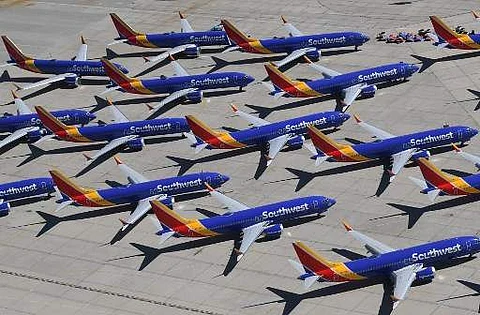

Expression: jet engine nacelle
xmin=360 ymin=85 xmax=377 ymax=98
xmin=125 ymin=138 xmax=145 ymax=152
xmin=64 ymin=74 xmax=80 ymax=87
xmin=305 ymin=50 xmax=320 ymax=61
xmin=412 ymin=150 xmax=431 ymax=160
xmin=262 ymin=224 xmax=283 ymax=238
xmin=0 ymin=202 xmax=10 ymax=216
xmin=185 ymin=90 xmax=203 ymax=103
xmin=184 ymin=45 xmax=201 ymax=58
xmin=287 ymin=135 xmax=305 ymax=148
xmin=26 ymin=128 xmax=47 ymax=143
xmin=415 ymin=266 xmax=435 ymax=282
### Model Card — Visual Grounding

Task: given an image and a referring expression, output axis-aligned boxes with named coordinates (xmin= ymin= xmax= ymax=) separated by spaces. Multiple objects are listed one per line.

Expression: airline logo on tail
xmin=185 ymin=115 xmax=246 ymax=149
xmin=429 ymin=16 xmax=480 ymax=49
xmin=1 ymin=35 xmax=40 ymax=73
xmin=264 ymin=63 xmax=321 ymax=97
xmin=101 ymin=58 xmax=153 ymax=94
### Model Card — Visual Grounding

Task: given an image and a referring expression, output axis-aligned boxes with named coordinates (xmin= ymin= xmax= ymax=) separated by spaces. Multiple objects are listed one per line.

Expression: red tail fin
xmin=101 ymin=58 xmax=132 ymax=86
xmin=49 ymin=170 xmax=87 ymax=200
xmin=308 ymin=126 xmax=347 ymax=154
xmin=264 ymin=63 xmax=297 ymax=91
xmin=151 ymin=200 xmax=189 ymax=229
xmin=292 ymin=241 xmax=336 ymax=273
xmin=429 ymin=16 xmax=461 ymax=43
xmin=220 ymin=19 xmax=255 ymax=45
xmin=1 ymin=36 xmax=31 ymax=63
xmin=34 ymin=105 xmax=69 ymax=135
xmin=417 ymin=158 xmax=457 ymax=188
xmin=185 ymin=115 xmax=220 ymax=144
xmin=109 ymin=13 xmax=140 ymax=38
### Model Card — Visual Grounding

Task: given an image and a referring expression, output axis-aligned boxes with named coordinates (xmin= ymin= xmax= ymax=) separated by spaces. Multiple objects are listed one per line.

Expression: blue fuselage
xmin=141 ymin=31 xmax=230 ymax=48
xmin=0 ymin=177 xmax=55 ymax=202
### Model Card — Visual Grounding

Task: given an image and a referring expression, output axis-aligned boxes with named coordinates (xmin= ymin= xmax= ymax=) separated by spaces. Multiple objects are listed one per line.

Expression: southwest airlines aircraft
xmin=307 ymin=114 xmax=478 ymax=181
xmin=290 ymin=222 xmax=480 ymax=308
xmin=100 ymin=57 xmax=254 ymax=114
xmin=185 ymin=105 xmax=349 ymax=166
xmin=429 ymin=15 xmax=480 ymax=49
xmin=265 ymin=59 xmax=419 ymax=111
xmin=108 ymin=12 xmax=230 ymax=62
xmin=409 ymin=146 xmax=480 ymax=201
xmin=150 ymin=182 xmax=335 ymax=266
xmin=0 ymin=177 xmax=56 ymax=216
xmin=35 ymin=102 xmax=189 ymax=164
xmin=51 ymin=157 xmax=229 ymax=230
xmin=0 ymin=91 xmax=95 ymax=152
xmin=0 ymin=35 xmax=129 ymax=90
xmin=221 ymin=17 xmax=369 ymax=67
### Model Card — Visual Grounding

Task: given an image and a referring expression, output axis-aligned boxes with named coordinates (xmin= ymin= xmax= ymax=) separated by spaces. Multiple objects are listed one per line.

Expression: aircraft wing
xmin=84 ymin=135 xmax=138 ymax=164
xmin=341 ymin=84 xmax=365 ymax=111
xmin=391 ymin=263 xmax=423 ymax=302
xmin=281 ymin=16 xmax=304 ymax=37
xmin=266 ymin=134 xmax=290 ymax=166
xmin=75 ymin=36 xmax=87 ymax=61
xmin=12 ymin=91 xmax=32 ymax=115
xmin=0 ymin=126 xmax=38 ymax=150
xmin=121 ymin=194 xmax=168 ymax=229
xmin=304 ymin=58 xmax=342 ymax=78
xmin=273 ymin=47 xmax=318 ymax=68
xmin=179 ymin=12 xmax=194 ymax=32
xmin=231 ymin=104 xmax=270 ymax=127
xmin=16 ymin=73 xmax=75 ymax=91
xmin=206 ymin=183 xmax=249 ymax=212
xmin=453 ymin=144 xmax=480 ymax=169
xmin=343 ymin=221 xmax=395 ymax=255
xmin=107 ymin=99 xmax=129 ymax=123
xmin=114 ymin=156 xmax=149 ymax=184
xmin=146 ymin=44 xmax=197 ymax=63
xmin=354 ymin=115 xmax=395 ymax=140
xmin=390 ymin=148 xmax=417 ymax=179
xmin=148 ymin=87 xmax=198 ymax=113
xmin=170 ymin=57 xmax=190 ymax=77
xmin=236 ymin=221 xmax=270 ymax=261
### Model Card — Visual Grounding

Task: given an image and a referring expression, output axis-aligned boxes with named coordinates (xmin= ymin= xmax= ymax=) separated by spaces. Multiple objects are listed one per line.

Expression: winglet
xmin=303 ymin=56 xmax=313 ymax=64
xmin=281 ymin=15 xmax=288 ymax=24
xmin=179 ymin=11 xmax=185 ymax=19
xmin=113 ymin=155 xmax=122 ymax=165
xmin=80 ymin=35 xmax=86 ymax=45
xmin=169 ymin=54 xmax=176 ymax=62
xmin=230 ymin=104 xmax=238 ymax=113
xmin=119 ymin=217 xmax=128 ymax=226
xmin=11 ymin=89 xmax=19 ymax=100
xmin=205 ymin=182 xmax=215 ymax=192
xmin=145 ymin=103 xmax=154 ymax=111
xmin=106 ymin=97 xmax=114 ymax=106
xmin=342 ymin=220 xmax=352 ymax=231
xmin=452 ymin=143 xmax=462 ymax=152
xmin=353 ymin=114 xmax=362 ymax=123
xmin=472 ymin=10 xmax=480 ymax=19
xmin=83 ymin=153 xmax=92 ymax=161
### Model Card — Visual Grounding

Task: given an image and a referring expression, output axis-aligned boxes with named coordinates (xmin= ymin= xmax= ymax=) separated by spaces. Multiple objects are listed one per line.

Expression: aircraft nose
xmin=471 ymin=128 xmax=479 ymax=137
xmin=342 ymin=112 xmax=351 ymax=122
xmin=325 ymin=197 xmax=336 ymax=207
xmin=361 ymin=33 xmax=370 ymax=43
xmin=245 ymin=75 xmax=255 ymax=85
xmin=221 ymin=174 xmax=230 ymax=183
xmin=88 ymin=112 xmax=97 ymax=120
xmin=410 ymin=64 xmax=420 ymax=74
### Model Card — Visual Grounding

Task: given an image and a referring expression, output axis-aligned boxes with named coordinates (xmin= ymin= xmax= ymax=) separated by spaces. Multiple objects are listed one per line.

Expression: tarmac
xmin=1 ymin=0 xmax=480 ymax=314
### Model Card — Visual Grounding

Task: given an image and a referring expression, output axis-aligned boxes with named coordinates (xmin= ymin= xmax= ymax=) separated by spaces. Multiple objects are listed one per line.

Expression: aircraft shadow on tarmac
xmin=437 ymin=279 xmax=480 ymax=313
xmin=242 ymin=254 xmax=475 ymax=315
xmin=16 ymin=135 xmax=185 ymax=176
xmin=411 ymin=51 xmax=480 ymax=73
xmin=109 ymin=214 xmax=323 ymax=273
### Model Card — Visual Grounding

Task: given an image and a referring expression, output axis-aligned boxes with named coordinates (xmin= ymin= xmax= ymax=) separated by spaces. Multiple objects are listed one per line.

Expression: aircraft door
xmin=457 ymin=129 xmax=463 ymax=141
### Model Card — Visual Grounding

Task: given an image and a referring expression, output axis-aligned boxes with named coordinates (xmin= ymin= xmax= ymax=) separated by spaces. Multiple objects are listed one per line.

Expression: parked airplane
xmin=0 ymin=35 xmax=129 ymax=90
xmin=100 ymin=57 xmax=254 ymax=114
xmin=0 ymin=177 xmax=57 ymax=216
xmin=409 ymin=153 xmax=480 ymax=202
xmin=289 ymin=221 xmax=480 ymax=308
xmin=184 ymin=105 xmax=349 ymax=166
xmin=221 ymin=17 xmax=369 ymax=67
xmin=0 ymin=91 xmax=95 ymax=152
xmin=264 ymin=59 xmax=419 ymax=111
xmin=108 ymin=12 xmax=230 ymax=62
xmin=50 ymin=157 xmax=230 ymax=230
xmin=307 ymin=115 xmax=478 ymax=181
xmin=150 ymin=182 xmax=335 ymax=265
xmin=429 ymin=16 xmax=480 ymax=49
xmin=34 ymin=101 xmax=189 ymax=164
